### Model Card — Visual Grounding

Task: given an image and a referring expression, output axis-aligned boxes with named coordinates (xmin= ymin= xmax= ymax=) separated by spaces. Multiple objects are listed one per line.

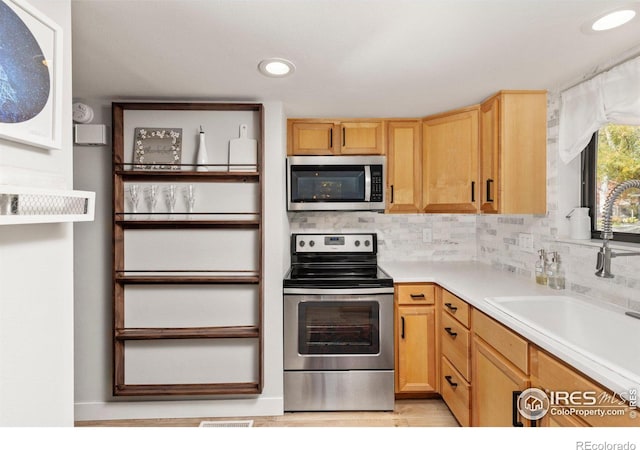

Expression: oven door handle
xmin=283 ymin=287 xmax=395 ymax=295
xmin=364 ymin=165 xmax=372 ymax=202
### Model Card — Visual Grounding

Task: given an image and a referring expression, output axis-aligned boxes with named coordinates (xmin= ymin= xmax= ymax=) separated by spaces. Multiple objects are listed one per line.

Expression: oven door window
xmin=290 ymin=166 xmax=365 ymax=203
xmin=298 ymin=301 xmax=380 ymax=355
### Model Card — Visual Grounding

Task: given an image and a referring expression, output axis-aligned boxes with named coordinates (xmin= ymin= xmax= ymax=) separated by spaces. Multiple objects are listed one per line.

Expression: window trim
xmin=581 ymin=130 xmax=640 ymax=244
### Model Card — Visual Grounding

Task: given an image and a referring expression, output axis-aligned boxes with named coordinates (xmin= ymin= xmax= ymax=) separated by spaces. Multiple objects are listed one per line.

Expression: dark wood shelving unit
xmin=112 ymin=102 xmax=264 ymax=397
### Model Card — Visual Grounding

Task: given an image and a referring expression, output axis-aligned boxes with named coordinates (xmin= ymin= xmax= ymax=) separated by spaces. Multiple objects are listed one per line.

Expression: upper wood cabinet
xmin=422 ymin=106 xmax=479 ymax=213
xmin=287 ymin=119 xmax=384 ymax=155
xmin=480 ymin=91 xmax=547 ymax=214
xmin=386 ymin=120 xmax=422 ymax=213
xmin=288 ymin=121 xmax=337 ymax=155
xmin=340 ymin=121 xmax=385 ymax=154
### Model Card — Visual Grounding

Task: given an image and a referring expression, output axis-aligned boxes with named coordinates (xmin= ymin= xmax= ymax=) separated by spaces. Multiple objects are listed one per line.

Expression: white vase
xmin=196 ymin=127 xmax=208 ymax=172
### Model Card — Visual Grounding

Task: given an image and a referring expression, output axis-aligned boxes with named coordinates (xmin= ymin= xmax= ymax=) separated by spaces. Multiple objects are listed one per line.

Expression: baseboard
xmin=74 ymin=396 xmax=284 ymax=422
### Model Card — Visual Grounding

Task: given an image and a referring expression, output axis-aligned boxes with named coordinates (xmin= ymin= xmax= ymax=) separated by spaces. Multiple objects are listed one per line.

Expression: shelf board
xmin=114 ymin=382 xmax=262 ymax=396
xmin=115 ymin=170 xmax=259 ymax=182
xmin=115 ymin=326 xmax=260 ymax=340
xmin=115 ymin=273 xmax=260 ymax=285
xmin=115 ymin=219 xmax=260 ymax=229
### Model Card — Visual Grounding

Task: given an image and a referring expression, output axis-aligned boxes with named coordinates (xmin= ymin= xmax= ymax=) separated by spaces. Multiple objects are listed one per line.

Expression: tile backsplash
xmin=288 ymin=211 xmax=477 ymax=263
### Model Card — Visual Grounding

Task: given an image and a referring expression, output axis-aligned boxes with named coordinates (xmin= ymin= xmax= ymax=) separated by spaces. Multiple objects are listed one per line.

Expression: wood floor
xmin=75 ymin=399 xmax=460 ymax=427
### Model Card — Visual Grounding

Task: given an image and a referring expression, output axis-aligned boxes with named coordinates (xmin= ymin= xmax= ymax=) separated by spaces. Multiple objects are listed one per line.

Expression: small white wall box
xmin=74 ymin=124 xmax=108 ymax=146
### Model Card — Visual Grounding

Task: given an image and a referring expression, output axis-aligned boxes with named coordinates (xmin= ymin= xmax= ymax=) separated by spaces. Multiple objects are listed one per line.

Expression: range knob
xmin=299 ymin=240 xmax=305 ymax=248
xmin=309 ymin=240 xmax=315 ymax=247
xmin=364 ymin=240 xmax=371 ymax=247
xmin=355 ymin=240 xmax=361 ymax=247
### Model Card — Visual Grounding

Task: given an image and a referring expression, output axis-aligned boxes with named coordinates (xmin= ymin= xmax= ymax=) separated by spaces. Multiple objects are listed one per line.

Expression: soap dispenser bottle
xmin=547 ymin=252 xmax=565 ymax=290
xmin=535 ymin=249 xmax=547 ymax=285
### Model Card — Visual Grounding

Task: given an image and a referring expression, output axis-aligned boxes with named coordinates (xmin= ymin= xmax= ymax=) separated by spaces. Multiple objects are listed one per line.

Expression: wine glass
xmin=127 ymin=184 xmax=140 ymax=216
xmin=146 ymin=184 xmax=159 ymax=218
xmin=183 ymin=184 xmax=196 ymax=216
xmin=165 ymin=184 xmax=177 ymax=216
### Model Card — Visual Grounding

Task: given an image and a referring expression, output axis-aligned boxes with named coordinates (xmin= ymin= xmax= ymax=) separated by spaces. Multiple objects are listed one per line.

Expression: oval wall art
xmin=0 ymin=1 xmax=50 ymax=123
xmin=0 ymin=0 xmax=62 ymax=149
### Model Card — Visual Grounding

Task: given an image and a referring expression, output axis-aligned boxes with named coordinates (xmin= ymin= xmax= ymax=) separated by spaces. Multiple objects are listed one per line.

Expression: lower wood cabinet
xmin=470 ymin=309 xmax=530 ymax=427
xmin=530 ymin=346 xmax=639 ymax=427
xmin=395 ymin=283 xmax=437 ymax=394
xmin=471 ymin=335 xmax=530 ymax=427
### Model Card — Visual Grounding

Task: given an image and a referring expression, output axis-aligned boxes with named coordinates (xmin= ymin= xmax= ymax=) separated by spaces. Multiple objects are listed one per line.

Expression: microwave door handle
xmin=364 ymin=165 xmax=371 ymax=202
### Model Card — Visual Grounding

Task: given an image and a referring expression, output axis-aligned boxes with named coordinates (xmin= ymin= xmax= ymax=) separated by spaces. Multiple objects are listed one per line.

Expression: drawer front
xmin=396 ymin=283 xmax=435 ymax=306
xmin=441 ymin=289 xmax=470 ymax=327
xmin=472 ymin=309 xmax=528 ymax=374
xmin=441 ymin=312 xmax=471 ymax=381
xmin=532 ymin=348 xmax=639 ymax=427
xmin=441 ymin=356 xmax=471 ymax=427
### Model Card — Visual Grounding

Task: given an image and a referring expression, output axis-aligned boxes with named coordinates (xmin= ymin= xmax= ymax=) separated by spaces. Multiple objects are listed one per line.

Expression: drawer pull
xmin=444 ymin=302 xmax=458 ymax=312
xmin=444 ymin=375 xmax=458 ymax=388
xmin=444 ymin=327 xmax=458 ymax=338
xmin=410 ymin=293 xmax=426 ymax=299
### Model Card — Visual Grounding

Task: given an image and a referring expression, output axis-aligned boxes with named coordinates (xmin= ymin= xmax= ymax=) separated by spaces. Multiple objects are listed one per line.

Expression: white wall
xmin=73 ymin=101 xmax=286 ymax=420
xmin=0 ymin=0 xmax=74 ymax=426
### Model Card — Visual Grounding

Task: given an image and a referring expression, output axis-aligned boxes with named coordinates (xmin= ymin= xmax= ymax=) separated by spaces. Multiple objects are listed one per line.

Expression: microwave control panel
xmin=370 ymin=165 xmax=384 ymax=202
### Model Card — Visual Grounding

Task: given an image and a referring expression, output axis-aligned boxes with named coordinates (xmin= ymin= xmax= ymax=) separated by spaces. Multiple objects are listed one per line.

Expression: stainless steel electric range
xmin=282 ymin=233 xmax=394 ymax=411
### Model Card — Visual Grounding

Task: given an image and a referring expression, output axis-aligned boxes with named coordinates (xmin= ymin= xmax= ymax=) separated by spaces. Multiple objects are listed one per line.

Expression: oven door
xmin=284 ymin=292 xmax=394 ymax=371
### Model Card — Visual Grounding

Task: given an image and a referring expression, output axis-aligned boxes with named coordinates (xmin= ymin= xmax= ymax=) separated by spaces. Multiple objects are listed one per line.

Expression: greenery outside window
xmin=582 ymin=124 xmax=640 ymax=244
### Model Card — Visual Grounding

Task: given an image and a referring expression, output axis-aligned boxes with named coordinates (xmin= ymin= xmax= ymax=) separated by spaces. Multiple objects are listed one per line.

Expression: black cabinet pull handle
xmin=342 ymin=128 xmax=346 ymax=146
xmin=444 ymin=375 xmax=458 ymax=387
xmin=329 ymin=129 xmax=333 ymax=148
xmin=444 ymin=327 xmax=458 ymax=337
xmin=444 ymin=302 xmax=458 ymax=312
xmin=471 ymin=181 xmax=476 ymax=202
xmin=410 ymin=293 xmax=426 ymax=299
xmin=486 ymin=178 xmax=494 ymax=202
xmin=512 ymin=391 xmax=524 ymax=427
xmin=390 ymin=185 xmax=394 ymax=204
xmin=401 ymin=316 xmax=405 ymax=339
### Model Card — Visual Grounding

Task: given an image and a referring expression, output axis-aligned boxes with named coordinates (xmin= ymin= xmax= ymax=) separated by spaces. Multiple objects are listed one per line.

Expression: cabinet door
xmin=289 ymin=122 xmax=338 ymax=155
xmin=480 ymin=95 xmax=500 ymax=214
xmin=386 ymin=121 xmax=421 ymax=213
xmin=422 ymin=107 xmax=479 ymax=213
xmin=480 ymin=91 xmax=547 ymax=214
xmin=396 ymin=305 xmax=437 ymax=393
xmin=499 ymin=92 xmax=547 ymax=214
xmin=340 ymin=121 xmax=384 ymax=155
xmin=471 ymin=337 xmax=529 ymax=427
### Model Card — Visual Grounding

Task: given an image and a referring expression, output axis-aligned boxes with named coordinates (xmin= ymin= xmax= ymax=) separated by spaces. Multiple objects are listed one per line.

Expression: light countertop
xmin=380 ymin=261 xmax=640 ymax=397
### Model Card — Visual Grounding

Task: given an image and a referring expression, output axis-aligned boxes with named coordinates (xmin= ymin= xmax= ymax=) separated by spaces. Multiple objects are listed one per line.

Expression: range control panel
xmin=294 ymin=233 xmax=376 ymax=253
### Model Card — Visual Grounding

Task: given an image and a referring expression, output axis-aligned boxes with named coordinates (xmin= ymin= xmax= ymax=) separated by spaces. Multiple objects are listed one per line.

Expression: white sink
xmin=484 ymin=295 xmax=640 ymax=383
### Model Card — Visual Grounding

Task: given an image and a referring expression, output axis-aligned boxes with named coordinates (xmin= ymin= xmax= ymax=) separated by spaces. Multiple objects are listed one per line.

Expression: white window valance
xmin=559 ymin=55 xmax=640 ymax=164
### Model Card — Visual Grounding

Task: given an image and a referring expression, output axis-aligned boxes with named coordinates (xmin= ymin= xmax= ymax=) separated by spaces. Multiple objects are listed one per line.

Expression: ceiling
xmin=71 ymin=0 xmax=640 ymax=117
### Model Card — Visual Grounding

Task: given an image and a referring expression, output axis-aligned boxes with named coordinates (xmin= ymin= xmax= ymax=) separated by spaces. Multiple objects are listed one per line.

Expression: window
xmin=582 ymin=124 xmax=640 ymax=243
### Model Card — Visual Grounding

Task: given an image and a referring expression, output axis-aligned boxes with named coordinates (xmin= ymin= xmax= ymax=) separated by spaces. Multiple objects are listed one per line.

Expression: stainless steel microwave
xmin=286 ymin=155 xmax=386 ymax=211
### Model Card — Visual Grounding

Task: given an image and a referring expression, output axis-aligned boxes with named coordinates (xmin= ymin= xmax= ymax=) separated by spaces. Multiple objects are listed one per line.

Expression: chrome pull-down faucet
xmin=595 ymin=179 xmax=640 ymax=278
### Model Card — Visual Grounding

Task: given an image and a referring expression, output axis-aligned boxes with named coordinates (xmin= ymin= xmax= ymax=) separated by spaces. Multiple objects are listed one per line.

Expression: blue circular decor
xmin=0 ymin=1 xmax=51 ymax=123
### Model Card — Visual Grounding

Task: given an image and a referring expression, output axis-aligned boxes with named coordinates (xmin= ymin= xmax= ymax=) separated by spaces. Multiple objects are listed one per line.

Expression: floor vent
xmin=199 ymin=420 xmax=254 ymax=427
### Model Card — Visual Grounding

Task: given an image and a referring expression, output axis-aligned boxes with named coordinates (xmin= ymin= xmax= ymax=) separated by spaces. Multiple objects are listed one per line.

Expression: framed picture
xmin=0 ymin=0 xmax=63 ymax=150
xmin=133 ymin=128 xmax=182 ymax=170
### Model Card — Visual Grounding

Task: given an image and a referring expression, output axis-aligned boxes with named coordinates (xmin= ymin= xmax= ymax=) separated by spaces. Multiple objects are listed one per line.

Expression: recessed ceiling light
xmin=258 ymin=58 xmax=295 ymax=77
xmin=591 ymin=9 xmax=636 ymax=31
